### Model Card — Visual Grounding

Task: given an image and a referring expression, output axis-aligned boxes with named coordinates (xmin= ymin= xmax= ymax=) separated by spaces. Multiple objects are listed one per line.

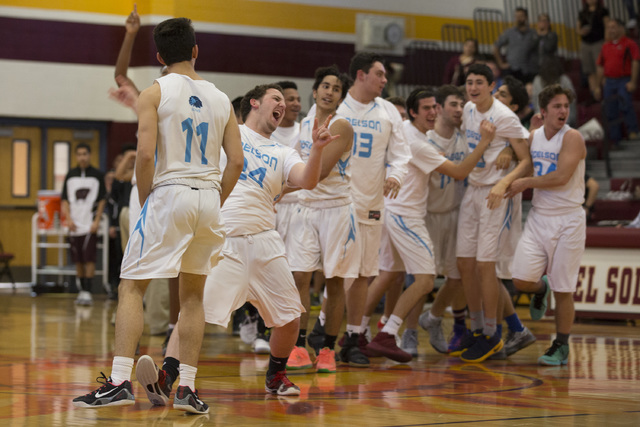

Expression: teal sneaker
xmin=530 ymin=276 xmax=550 ymax=321
xmin=538 ymin=340 xmax=569 ymax=366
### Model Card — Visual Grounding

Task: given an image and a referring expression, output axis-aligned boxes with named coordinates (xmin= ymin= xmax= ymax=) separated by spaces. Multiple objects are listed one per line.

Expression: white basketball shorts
xmin=121 ymin=185 xmax=225 ymax=279
xmin=203 ymin=230 xmax=304 ymax=328
xmin=425 ymin=209 xmax=461 ymax=279
xmin=287 ymin=203 xmax=360 ymax=279
xmin=511 ymin=207 xmax=586 ymax=293
xmin=379 ymin=210 xmax=436 ymax=275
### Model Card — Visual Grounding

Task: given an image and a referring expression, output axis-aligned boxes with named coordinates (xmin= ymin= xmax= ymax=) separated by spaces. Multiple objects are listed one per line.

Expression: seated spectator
xmin=444 ymin=38 xmax=478 ymax=86
xmin=532 ymin=56 xmax=577 ymax=127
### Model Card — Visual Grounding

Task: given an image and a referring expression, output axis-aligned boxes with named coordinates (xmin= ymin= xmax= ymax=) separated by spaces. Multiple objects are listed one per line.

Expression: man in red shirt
xmin=595 ymin=18 xmax=640 ymax=143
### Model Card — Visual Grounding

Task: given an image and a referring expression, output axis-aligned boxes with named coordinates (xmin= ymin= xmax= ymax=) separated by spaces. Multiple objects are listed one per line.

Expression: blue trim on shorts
xmin=390 ymin=213 xmax=433 ymax=257
xmin=342 ymin=209 xmax=357 ymax=258
xmin=127 ymin=198 xmax=149 ymax=267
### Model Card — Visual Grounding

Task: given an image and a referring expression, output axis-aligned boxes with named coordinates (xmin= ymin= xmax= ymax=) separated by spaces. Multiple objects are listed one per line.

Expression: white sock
xmin=360 ymin=316 xmax=371 ymax=331
xmin=346 ymin=324 xmax=361 ymax=336
xmin=178 ymin=364 xmax=198 ymax=391
xmin=318 ymin=310 xmax=326 ymax=327
xmin=110 ymin=356 xmax=134 ymax=384
xmin=380 ymin=315 xmax=389 ymax=325
xmin=168 ymin=323 xmax=176 ymax=330
xmin=381 ymin=314 xmax=403 ymax=336
xmin=429 ymin=311 xmax=442 ymax=322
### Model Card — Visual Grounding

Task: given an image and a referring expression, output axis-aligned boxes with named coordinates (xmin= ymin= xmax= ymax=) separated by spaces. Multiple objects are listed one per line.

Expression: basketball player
xmin=286 ymin=66 xmax=357 ymax=373
xmin=308 ymin=52 xmax=411 ymax=367
xmin=234 ymin=81 xmax=302 ymax=355
xmin=455 ymin=63 xmax=531 ymax=363
xmin=507 ymin=84 xmax=586 ymax=366
xmin=272 ymin=80 xmax=303 ymax=242
xmin=136 ymin=84 xmax=339 ymax=401
xmin=73 ymin=18 xmax=244 ymax=414
xmin=110 ymin=5 xmax=178 ymax=354
xmin=363 ymin=86 xmax=496 ymax=362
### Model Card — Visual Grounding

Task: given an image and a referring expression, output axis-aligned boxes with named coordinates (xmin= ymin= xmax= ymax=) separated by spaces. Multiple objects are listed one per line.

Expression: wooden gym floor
xmin=0 ymin=291 xmax=638 ymax=426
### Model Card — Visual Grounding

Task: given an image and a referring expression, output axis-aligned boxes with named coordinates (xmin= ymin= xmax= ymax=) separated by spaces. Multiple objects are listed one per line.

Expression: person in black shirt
xmin=578 ymin=0 xmax=610 ymax=98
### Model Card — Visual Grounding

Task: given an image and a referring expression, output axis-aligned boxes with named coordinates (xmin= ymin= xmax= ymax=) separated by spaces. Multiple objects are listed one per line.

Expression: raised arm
xmin=287 ymin=116 xmax=340 ymax=190
xmin=436 ymin=120 xmax=496 ymax=180
xmin=219 ymin=106 xmax=243 ymax=206
xmin=317 ymin=119 xmax=353 ymax=180
xmin=114 ymin=150 xmax=136 ymax=182
xmin=115 ymin=5 xmax=141 ymax=92
xmin=135 ymin=83 xmax=160 ymax=206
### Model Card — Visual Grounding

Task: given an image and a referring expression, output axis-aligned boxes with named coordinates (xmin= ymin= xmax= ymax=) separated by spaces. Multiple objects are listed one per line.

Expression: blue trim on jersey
xmin=126 ymin=199 xmax=149 ymax=267
xmin=390 ymin=213 xmax=433 ymax=257
xmin=342 ymin=210 xmax=357 ymax=258
xmin=366 ymin=103 xmax=379 ymax=115
xmin=337 ymin=154 xmax=350 ymax=180
xmin=341 ymin=100 xmax=355 ymax=113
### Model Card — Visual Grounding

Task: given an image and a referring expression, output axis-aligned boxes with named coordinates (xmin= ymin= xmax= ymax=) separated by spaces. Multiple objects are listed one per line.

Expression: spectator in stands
xmin=624 ymin=0 xmax=639 ymax=29
xmin=595 ymin=18 xmax=640 ymax=144
xmin=493 ymin=7 xmax=539 ymax=83
xmin=532 ymin=56 xmax=577 ymax=127
xmin=578 ymin=0 xmax=610 ymax=99
xmin=534 ymin=13 xmax=558 ymax=68
xmin=444 ymin=38 xmax=478 ymax=86
xmin=386 ymin=96 xmax=408 ymax=120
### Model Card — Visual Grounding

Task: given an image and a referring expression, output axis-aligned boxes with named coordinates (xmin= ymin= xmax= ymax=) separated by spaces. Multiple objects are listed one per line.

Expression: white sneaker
xmin=252 ymin=336 xmax=271 ymax=354
xmin=75 ymin=291 xmax=93 ymax=306
xmin=239 ymin=316 xmax=258 ymax=344
xmin=418 ymin=312 xmax=447 ymax=354
xmin=400 ymin=328 xmax=419 ymax=357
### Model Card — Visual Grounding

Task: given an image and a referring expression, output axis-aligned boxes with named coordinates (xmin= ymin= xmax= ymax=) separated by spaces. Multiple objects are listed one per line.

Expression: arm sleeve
xmin=496 ymin=113 xmax=530 ymax=140
xmin=282 ymin=146 xmax=304 ymax=187
xmin=411 ymin=142 xmax=447 ymax=176
xmin=383 ymin=102 xmax=411 ymax=186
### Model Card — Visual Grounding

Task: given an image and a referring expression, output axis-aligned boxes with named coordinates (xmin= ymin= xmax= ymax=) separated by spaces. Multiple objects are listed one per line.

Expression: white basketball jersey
xmin=271 ymin=123 xmax=301 ymax=204
xmin=221 ymin=125 xmax=303 ymax=236
xmin=531 ymin=124 xmax=585 ymax=214
xmin=462 ymin=99 xmax=529 ymax=187
xmin=153 ymin=73 xmax=230 ymax=189
xmin=297 ymin=112 xmax=352 ymax=206
xmin=271 ymin=123 xmax=300 ymax=149
xmin=426 ymin=128 xmax=468 ymax=213
xmin=337 ymin=93 xmax=410 ymax=223
xmin=385 ymin=121 xmax=447 ymax=218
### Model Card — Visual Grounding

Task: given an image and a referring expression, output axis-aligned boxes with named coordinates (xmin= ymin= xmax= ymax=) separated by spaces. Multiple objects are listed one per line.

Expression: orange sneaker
xmin=315 ymin=348 xmax=336 ymax=373
xmin=286 ymin=346 xmax=313 ymax=370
